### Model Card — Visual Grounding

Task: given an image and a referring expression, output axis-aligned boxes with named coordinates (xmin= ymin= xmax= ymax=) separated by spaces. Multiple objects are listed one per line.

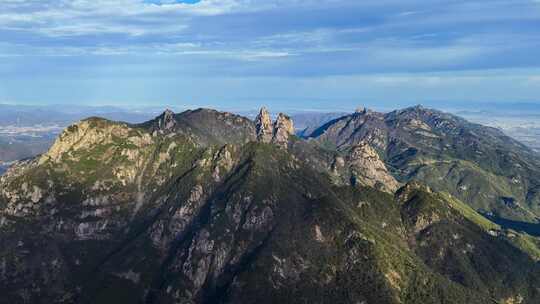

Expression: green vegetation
xmin=2 ymin=108 xmax=540 ymax=303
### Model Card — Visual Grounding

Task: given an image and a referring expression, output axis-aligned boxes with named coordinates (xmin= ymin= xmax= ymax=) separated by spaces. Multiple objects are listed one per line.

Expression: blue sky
xmin=0 ymin=0 xmax=540 ymax=111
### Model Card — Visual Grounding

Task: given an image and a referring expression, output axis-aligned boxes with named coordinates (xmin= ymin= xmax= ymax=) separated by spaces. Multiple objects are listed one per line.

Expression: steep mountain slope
xmin=305 ymin=106 xmax=540 ymax=223
xmin=139 ymin=108 xmax=257 ymax=146
xmin=1 ymin=108 xmax=540 ymax=303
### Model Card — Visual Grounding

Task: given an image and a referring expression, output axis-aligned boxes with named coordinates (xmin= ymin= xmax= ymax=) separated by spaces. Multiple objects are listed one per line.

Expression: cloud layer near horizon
xmin=1 ymin=0 xmax=539 ymax=109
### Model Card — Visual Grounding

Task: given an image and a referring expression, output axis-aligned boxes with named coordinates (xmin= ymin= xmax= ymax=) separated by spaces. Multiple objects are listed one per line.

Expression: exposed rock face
xmin=347 ymin=142 xmax=399 ymax=193
xmin=255 ymin=108 xmax=295 ymax=148
xmin=156 ymin=109 xmax=177 ymax=132
xmin=39 ymin=118 xmax=143 ymax=165
xmin=272 ymin=113 xmax=294 ymax=148
xmin=355 ymin=107 xmax=372 ymax=115
xmin=306 ymin=105 xmax=540 ymax=223
xmin=255 ymin=107 xmax=273 ymax=143
xmin=142 ymin=108 xmax=179 ymax=136
xmin=2 ymin=107 xmax=540 ymax=304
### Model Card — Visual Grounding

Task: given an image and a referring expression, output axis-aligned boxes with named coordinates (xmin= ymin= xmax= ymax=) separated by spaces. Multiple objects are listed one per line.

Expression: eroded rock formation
xmin=255 ymin=107 xmax=295 ymax=148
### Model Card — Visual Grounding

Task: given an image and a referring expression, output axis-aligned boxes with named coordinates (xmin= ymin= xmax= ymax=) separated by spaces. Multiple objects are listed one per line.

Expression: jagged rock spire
xmin=156 ymin=109 xmax=177 ymax=132
xmin=272 ymin=113 xmax=294 ymax=148
xmin=255 ymin=107 xmax=273 ymax=143
xmin=355 ymin=107 xmax=372 ymax=115
xmin=355 ymin=107 xmax=366 ymax=113
xmin=255 ymin=107 xmax=295 ymax=148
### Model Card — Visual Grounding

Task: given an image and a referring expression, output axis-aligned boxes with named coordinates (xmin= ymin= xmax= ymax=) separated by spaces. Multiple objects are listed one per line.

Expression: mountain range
xmin=1 ymin=106 xmax=540 ymax=303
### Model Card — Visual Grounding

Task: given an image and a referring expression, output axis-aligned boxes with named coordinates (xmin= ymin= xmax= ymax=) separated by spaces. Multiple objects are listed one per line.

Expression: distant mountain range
xmin=0 ymin=104 xmax=162 ymax=126
xmin=1 ymin=106 xmax=540 ymax=303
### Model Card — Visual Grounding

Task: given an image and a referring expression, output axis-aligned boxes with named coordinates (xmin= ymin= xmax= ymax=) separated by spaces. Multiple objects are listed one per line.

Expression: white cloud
xmin=0 ymin=0 xmax=245 ymax=37
xmin=0 ymin=40 xmax=295 ymax=63
xmin=0 ymin=0 xmax=363 ymax=38
xmin=0 ymin=0 xmax=539 ymax=75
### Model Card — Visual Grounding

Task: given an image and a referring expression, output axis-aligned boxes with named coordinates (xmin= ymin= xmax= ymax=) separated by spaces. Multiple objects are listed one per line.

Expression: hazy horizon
xmin=3 ymin=100 xmax=540 ymax=115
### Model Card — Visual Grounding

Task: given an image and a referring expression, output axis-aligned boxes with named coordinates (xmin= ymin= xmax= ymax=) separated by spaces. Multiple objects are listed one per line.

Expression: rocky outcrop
xmin=255 ymin=108 xmax=295 ymax=148
xmin=306 ymin=104 xmax=540 ymax=223
xmin=143 ymin=109 xmax=179 ymax=136
xmin=156 ymin=109 xmax=177 ymax=132
xmin=3 ymin=106 xmax=540 ymax=304
xmin=272 ymin=113 xmax=294 ymax=148
xmin=38 ymin=118 xmax=153 ymax=165
xmin=347 ymin=142 xmax=399 ymax=193
xmin=255 ymin=107 xmax=273 ymax=143
xmin=355 ymin=107 xmax=372 ymax=115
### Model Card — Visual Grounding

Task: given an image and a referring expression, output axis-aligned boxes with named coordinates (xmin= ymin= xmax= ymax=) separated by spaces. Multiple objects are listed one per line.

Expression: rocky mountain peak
xmin=255 ymin=107 xmax=273 ymax=143
xmin=38 ymin=118 xmax=136 ymax=165
xmin=255 ymin=108 xmax=295 ymax=148
xmin=2 ymin=106 xmax=540 ymax=303
xmin=354 ymin=107 xmax=373 ymax=115
xmin=272 ymin=113 xmax=294 ymax=148
xmin=156 ymin=109 xmax=177 ymax=132
xmin=393 ymin=104 xmax=439 ymax=121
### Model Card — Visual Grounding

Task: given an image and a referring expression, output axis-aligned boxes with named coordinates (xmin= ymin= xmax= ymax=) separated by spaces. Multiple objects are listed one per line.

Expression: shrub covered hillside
xmin=1 ymin=108 xmax=539 ymax=304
